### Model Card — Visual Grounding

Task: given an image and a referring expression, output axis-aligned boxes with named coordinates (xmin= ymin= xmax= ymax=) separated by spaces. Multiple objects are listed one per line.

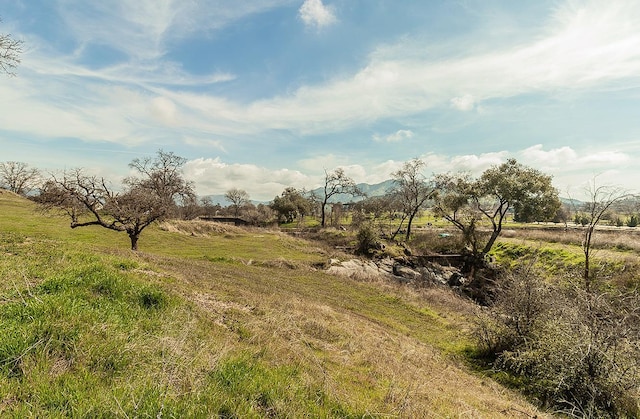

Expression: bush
xmin=355 ymin=223 xmax=379 ymax=256
xmin=474 ymin=269 xmax=640 ymax=417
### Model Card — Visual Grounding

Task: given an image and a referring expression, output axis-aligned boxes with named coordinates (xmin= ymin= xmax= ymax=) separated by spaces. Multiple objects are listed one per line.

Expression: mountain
xmin=309 ymin=179 xmax=396 ymax=203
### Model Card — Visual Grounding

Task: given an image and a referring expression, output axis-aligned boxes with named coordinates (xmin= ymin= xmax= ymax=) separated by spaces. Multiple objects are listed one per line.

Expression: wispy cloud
xmin=4 ymin=0 xmax=640 ymax=171
xmin=299 ymin=0 xmax=337 ymax=29
xmin=373 ymin=129 xmax=414 ymax=143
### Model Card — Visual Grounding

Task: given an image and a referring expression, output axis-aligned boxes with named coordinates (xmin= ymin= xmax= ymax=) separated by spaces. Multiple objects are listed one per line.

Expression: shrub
xmin=474 ymin=269 xmax=640 ymax=417
xmin=355 ymin=223 xmax=379 ymax=256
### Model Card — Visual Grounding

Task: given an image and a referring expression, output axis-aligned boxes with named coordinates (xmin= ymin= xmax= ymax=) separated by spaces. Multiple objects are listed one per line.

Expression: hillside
xmin=0 ymin=190 xmax=547 ymax=417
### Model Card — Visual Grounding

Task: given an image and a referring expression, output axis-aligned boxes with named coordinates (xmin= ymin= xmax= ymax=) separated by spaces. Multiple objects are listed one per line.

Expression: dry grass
xmin=503 ymin=225 xmax=640 ymax=253
xmin=135 ymin=249 xmax=549 ymax=418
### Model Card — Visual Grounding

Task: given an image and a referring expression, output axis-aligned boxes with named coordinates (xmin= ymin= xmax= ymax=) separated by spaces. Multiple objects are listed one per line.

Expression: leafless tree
xmin=224 ymin=188 xmax=250 ymax=217
xmin=0 ymin=161 xmax=40 ymax=195
xmin=320 ymin=168 xmax=362 ymax=227
xmin=1 ymin=19 xmax=23 ymax=76
xmin=37 ymin=150 xmax=195 ymax=250
xmin=570 ymin=179 xmax=630 ymax=291
xmin=389 ymin=158 xmax=435 ymax=241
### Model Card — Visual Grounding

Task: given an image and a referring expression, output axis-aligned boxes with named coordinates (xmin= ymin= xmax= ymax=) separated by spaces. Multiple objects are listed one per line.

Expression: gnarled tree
xmin=38 ymin=150 xmax=194 ymax=250
xmin=433 ymin=159 xmax=560 ymax=264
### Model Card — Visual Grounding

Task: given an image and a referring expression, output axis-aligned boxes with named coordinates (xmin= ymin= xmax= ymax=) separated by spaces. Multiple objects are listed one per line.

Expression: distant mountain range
xmin=308 ymin=179 xmax=396 ymax=203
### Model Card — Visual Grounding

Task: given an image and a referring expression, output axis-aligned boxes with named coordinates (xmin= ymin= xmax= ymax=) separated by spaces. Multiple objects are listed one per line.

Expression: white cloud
xmin=7 ymin=0 xmax=640 ymax=146
xmin=184 ymin=157 xmax=310 ymax=201
xmin=520 ymin=144 xmax=630 ymax=169
xmin=373 ymin=129 xmax=414 ymax=143
xmin=299 ymin=0 xmax=337 ymax=29
xmin=149 ymin=96 xmax=178 ymax=125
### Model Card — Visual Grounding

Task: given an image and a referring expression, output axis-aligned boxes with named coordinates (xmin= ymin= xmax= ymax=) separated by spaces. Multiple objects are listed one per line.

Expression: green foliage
xmin=433 ymin=159 xmax=561 ymax=257
xmin=355 ymin=222 xmax=379 ymax=256
xmin=0 ymin=192 xmax=545 ymax=417
xmin=270 ymin=187 xmax=314 ymax=224
xmin=626 ymin=214 xmax=639 ymax=227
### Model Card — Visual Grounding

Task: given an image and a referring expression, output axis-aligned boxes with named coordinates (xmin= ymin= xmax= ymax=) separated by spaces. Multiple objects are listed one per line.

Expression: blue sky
xmin=1 ymin=0 xmax=640 ymax=200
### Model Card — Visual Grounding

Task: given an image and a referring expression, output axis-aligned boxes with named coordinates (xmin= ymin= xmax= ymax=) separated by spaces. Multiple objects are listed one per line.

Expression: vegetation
xmin=224 ymin=188 xmax=251 ymax=217
xmin=319 ymin=168 xmax=362 ymax=227
xmin=0 ymin=18 xmax=22 ymax=76
xmin=474 ymin=266 xmax=640 ymax=418
xmin=0 ymin=161 xmax=40 ymax=196
xmin=0 ymin=190 xmax=548 ymax=417
xmin=270 ymin=187 xmax=313 ymax=224
xmin=36 ymin=150 xmax=195 ymax=251
xmin=389 ymin=157 xmax=435 ymax=241
xmin=433 ymin=159 xmax=560 ymax=266
xmin=4 ymin=150 xmax=640 ymax=416
xmin=571 ymin=179 xmax=631 ymax=291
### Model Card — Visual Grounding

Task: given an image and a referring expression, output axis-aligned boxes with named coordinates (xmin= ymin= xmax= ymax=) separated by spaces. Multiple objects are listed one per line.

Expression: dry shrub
xmin=475 ymin=268 xmax=640 ymax=417
xmin=159 ymin=219 xmax=245 ymax=236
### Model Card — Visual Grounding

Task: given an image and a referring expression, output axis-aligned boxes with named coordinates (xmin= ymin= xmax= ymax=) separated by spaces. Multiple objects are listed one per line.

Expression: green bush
xmin=355 ymin=222 xmax=379 ymax=256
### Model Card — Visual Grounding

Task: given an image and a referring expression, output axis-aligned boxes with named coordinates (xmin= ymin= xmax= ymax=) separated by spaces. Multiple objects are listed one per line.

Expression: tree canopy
xmin=270 ymin=187 xmax=313 ymax=224
xmin=0 ymin=161 xmax=40 ymax=195
xmin=433 ymin=159 xmax=560 ymax=261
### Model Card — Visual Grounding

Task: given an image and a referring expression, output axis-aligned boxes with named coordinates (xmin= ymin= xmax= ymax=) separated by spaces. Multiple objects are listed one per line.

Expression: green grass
xmin=0 ymin=191 xmax=546 ymax=417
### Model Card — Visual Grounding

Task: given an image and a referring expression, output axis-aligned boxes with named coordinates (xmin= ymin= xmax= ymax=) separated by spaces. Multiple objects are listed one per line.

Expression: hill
xmin=0 ymin=190 xmax=547 ymax=417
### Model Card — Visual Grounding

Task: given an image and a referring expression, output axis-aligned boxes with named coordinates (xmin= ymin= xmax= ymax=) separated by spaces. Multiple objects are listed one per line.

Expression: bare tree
xmin=1 ymin=19 xmax=23 ymax=76
xmin=37 ymin=150 xmax=195 ymax=251
xmin=320 ymin=168 xmax=362 ymax=227
xmin=571 ymin=179 xmax=630 ymax=291
xmin=389 ymin=158 xmax=435 ymax=241
xmin=224 ymin=188 xmax=250 ymax=217
xmin=0 ymin=161 xmax=40 ymax=195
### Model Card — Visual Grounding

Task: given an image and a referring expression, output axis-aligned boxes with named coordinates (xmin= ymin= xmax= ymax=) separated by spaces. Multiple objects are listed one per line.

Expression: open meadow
xmin=0 ymin=190 xmax=549 ymax=418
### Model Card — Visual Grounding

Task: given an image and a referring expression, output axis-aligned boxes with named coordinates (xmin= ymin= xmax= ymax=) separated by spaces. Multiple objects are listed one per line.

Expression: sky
xmin=1 ymin=0 xmax=640 ymax=201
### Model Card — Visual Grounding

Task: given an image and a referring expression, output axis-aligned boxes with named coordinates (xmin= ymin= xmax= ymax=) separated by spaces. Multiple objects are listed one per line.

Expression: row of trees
xmin=1 ymin=153 xmax=561 ymax=257
xmin=4 ymin=150 xmax=631 ymax=290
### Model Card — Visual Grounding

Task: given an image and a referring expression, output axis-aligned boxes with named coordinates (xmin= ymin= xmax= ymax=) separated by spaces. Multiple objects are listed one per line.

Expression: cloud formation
xmin=373 ymin=130 xmax=414 ymax=143
xmin=299 ymin=0 xmax=337 ymax=29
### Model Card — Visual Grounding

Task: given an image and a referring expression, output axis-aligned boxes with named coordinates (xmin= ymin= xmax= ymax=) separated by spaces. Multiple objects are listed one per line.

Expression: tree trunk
xmin=129 ymin=234 xmax=139 ymax=251
xmin=583 ymin=226 xmax=594 ymax=292
xmin=482 ymin=227 xmax=501 ymax=255
xmin=321 ymin=201 xmax=327 ymax=227
xmin=405 ymin=212 xmax=416 ymax=241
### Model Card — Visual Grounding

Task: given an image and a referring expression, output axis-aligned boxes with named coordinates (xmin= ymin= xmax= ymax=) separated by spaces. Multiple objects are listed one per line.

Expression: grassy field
xmin=0 ymin=190 xmax=548 ymax=417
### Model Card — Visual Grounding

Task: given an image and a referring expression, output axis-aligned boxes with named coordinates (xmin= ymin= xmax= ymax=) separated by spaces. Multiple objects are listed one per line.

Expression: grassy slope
xmin=0 ymin=190 xmax=546 ymax=418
